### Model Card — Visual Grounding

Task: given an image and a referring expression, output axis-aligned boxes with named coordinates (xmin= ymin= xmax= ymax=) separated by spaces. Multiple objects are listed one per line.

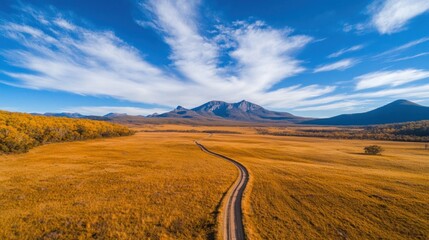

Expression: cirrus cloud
xmin=369 ymin=0 xmax=429 ymax=34
xmin=355 ymin=69 xmax=429 ymax=90
xmin=0 ymin=2 xmax=335 ymax=111
xmin=328 ymin=45 xmax=364 ymax=58
xmin=314 ymin=58 xmax=357 ymax=73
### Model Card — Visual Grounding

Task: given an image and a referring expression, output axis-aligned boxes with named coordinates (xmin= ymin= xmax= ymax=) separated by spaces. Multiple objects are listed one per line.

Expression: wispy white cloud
xmin=291 ymin=81 xmax=429 ymax=113
xmin=328 ymin=45 xmax=364 ymax=58
xmin=375 ymin=37 xmax=429 ymax=58
xmin=355 ymin=69 xmax=429 ymax=90
xmin=342 ymin=23 xmax=367 ymax=34
xmin=1 ymin=15 xmax=187 ymax=106
xmin=369 ymin=0 xmax=429 ymax=34
xmin=250 ymin=85 xmax=336 ymax=109
xmin=4 ymin=2 xmax=428 ymax=116
xmin=220 ymin=21 xmax=312 ymax=91
xmin=314 ymin=58 xmax=357 ymax=73
xmin=391 ymin=52 xmax=429 ymax=62
xmin=0 ymin=2 xmax=336 ymax=112
xmin=63 ymin=106 xmax=169 ymax=116
xmin=142 ymin=1 xmax=295 ymax=95
xmin=293 ymin=100 xmax=366 ymax=111
xmin=141 ymin=0 xmax=223 ymax=87
xmin=141 ymin=0 xmax=312 ymax=92
xmin=292 ymin=82 xmax=429 ymax=113
xmin=354 ymin=84 xmax=429 ymax=99
xmin=53 ymin=18 xmax=76 ymax=30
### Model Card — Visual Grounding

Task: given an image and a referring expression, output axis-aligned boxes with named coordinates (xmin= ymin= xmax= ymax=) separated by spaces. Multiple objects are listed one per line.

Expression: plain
xmin=1 ymin=124 xmax=428 ymax=239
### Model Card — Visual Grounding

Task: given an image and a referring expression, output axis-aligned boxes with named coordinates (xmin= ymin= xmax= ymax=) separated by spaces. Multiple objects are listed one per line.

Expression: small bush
xmin=364 ymin=145 xmax=384 ymax=155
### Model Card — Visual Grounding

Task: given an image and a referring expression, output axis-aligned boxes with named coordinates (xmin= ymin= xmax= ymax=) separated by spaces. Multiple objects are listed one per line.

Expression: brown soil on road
xmin=195 ymin=142 xmax=249 ymax=240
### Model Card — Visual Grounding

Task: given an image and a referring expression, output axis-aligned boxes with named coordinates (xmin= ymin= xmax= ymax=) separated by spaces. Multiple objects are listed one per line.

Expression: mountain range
xmin=150 ymin=100 xmax=309 ymax=123
xmin=303 ymin=99 xmax=429 ymax=125
xmin=36 ymin=99 xmax=429 ymax=126
xmin=37 ymin=112 xmax=113 ymax=120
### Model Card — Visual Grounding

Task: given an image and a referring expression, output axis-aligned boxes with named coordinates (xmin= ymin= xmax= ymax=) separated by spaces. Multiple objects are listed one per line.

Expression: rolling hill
xmin=303 ymin=100 xmax=429 ymax=125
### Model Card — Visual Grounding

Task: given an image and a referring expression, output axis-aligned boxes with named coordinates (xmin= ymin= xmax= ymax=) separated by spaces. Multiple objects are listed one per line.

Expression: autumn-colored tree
xmin=0 ymin=110 xmax=134 ymax=154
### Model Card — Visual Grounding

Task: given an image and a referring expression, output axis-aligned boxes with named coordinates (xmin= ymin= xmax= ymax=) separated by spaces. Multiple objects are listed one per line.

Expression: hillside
xmin=150 ymin=100 xmax=308 ymax=123
xmin=150 ymin=106 xmax=210 ymax=120
xmin=304 ymin=100 xmax=429 ymax=125
xmin=0 ymin=110 xmax=134 ymax=154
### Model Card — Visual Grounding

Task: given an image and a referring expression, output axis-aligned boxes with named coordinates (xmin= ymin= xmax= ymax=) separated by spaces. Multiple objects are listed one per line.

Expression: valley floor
xmin=1 ymin=124 xmax=428 ymax=239
xmin=201 ymin=130 xmax=429 ymax=239
xmin=0 ymin=131 xmax=236 ymax=239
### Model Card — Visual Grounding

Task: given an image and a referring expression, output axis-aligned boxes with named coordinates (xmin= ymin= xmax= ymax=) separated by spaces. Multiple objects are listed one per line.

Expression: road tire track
xmin=195 ymin=141 xmax=249 ymax=240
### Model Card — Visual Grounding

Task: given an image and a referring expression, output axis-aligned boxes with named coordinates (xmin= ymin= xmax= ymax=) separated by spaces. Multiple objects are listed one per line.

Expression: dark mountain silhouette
xmin=303 ymin=100 xmax=429 ymax=125
xmin=150 ymin=100 xmax=308 ymax=123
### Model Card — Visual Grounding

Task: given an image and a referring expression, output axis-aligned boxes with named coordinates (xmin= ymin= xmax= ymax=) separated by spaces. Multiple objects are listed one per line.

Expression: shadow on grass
xmin=351 ymin=152 xmax=384 ymax=156
xmin=207 ymin=178 xmax=235 ymax=240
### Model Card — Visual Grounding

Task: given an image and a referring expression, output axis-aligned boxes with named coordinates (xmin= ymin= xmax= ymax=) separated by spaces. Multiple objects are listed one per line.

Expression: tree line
xmin=255 ymin=121 xmax=429 ymax=142
xmin=0 ymin=110 xmax=134 ymax=154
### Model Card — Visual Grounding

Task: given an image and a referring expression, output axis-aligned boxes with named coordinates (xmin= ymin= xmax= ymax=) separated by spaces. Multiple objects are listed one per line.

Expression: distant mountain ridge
xmin=303 ymin=100 xmax=429 ymax=125
xmin=43 ymin=112 xmax=86 ymax=118
xmin=35 ymin=112 xmax=121 ymax=120
xmin=150 ymin=100 xmax=309 ymax=123
xmin=150 ymin=105 xmax=205 ymax=119
xmin=34 ymin=99 xmax=429 ymax=125
xmin=104 ymin=113 xmax=129 ymax=118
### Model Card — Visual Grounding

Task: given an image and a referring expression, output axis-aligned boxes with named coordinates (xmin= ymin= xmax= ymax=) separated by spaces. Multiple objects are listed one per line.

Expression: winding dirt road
xmin=195 ymin=141 xmax=249 ymax=240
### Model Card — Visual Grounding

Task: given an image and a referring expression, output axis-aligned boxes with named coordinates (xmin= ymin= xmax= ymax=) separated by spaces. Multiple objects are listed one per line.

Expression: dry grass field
xmin=0 ymin=131 xmax=236 ymax=239
xmin=1 ymin=124 xmax=428 ymax=239
xmin=200 ymin=130 xmax=429 ymax=240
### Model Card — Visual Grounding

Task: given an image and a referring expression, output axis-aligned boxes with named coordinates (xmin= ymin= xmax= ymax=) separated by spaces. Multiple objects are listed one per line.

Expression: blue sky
xmin=1 ymin=0 xmax=429 ymax=117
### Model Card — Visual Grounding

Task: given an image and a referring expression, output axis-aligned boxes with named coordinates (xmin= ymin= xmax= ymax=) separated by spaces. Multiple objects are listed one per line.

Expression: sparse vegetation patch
xmin=364 ymin=145 xmax=384 ymax=155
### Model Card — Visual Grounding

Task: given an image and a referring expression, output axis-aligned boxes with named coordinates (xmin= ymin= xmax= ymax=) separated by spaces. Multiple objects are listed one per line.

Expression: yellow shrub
xmin=0 ymin=110 xmax=134 ymax=154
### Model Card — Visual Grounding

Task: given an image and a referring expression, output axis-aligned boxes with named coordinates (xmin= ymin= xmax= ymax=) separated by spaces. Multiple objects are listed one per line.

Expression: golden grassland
xmin=256 ymin=121 xmax=429 ymax=142
xmin=1 ymin=123 xmax=428 ymax=239
xmin=199 ymin=130 xmax=429 ymax=240
xmin=0 ymin=131 xmax=236 ymax=239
